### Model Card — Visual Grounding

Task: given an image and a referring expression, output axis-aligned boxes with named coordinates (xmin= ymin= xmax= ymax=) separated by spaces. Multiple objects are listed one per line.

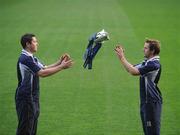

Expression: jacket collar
xmin=21 ymin=49 xmax=33 ymax=57
xmin=146 ymin=55 xmax=160 ymax=62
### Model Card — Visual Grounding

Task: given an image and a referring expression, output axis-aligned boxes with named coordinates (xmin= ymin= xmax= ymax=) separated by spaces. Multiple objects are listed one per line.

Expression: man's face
xmin=29 ymin=37 xmax=38 ymax=53
xmin=143 ymin=42 xmax=152 ymax=58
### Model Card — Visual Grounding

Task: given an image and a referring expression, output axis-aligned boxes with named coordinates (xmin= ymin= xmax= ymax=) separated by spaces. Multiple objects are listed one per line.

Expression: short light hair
xmin=145 ymin=38 xmax=161 ymax=55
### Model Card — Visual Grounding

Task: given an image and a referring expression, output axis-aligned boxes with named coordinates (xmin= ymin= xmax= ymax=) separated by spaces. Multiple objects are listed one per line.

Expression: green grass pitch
xmin=0 ymin=0 xmax=180 ymax=134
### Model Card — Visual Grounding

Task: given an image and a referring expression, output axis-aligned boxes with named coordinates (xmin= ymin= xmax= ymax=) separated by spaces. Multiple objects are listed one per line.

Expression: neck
xmin=147 ymin=55 xmax=154 ymax=60
xmin=25 ymin=48 xmax=33 ymax=55
xmin=146 ymin=55 xmax=159 ymax=60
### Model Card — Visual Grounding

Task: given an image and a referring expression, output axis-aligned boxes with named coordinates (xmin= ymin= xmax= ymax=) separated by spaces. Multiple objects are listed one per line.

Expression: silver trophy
xmin=94 ymin=29 xmax=110 ymax=43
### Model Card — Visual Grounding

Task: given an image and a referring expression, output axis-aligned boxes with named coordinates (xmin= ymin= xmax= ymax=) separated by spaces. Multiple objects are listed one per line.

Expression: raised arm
xmin=114 ymin=45 xmax=140 ymax=76
xmin=45 ymin=53 xmax=70 ymax=69
xmin=38 ymin=55 xmax=73 ymax=77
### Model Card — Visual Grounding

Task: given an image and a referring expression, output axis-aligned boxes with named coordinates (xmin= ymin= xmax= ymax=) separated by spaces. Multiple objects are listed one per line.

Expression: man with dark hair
xmin=114 ymin=39 xmax=162 ymax=135
xmin=15 ymin=33 xmax=73 ymax=135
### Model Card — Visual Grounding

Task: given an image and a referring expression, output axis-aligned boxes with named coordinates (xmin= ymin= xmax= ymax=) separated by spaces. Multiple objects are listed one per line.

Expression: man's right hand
xmin=60 ymin=57 xmax=73 ymax=69
xmin=59 ymin=53 xmax=71 ymax=64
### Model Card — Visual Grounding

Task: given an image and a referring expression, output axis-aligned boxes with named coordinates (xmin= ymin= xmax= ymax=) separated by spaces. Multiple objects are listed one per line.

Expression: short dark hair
xmin=145 ymin=38 xmax=161 ymax=55
xmin=20 ymin=33 xmax=35 ymax=49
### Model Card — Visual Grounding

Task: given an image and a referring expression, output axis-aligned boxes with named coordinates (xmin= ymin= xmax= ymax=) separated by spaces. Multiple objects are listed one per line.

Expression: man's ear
xmin=151 ymin=50 xmax=155 ymax=55
xmin=26 ymin=42 xmax=31 ymax=48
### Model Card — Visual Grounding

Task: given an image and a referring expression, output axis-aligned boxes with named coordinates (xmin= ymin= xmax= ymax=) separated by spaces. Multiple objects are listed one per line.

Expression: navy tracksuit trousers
xmin=140 ymin=102 xmax=162 ymax=135
xmin=16 ymin=100 xmax=40 ymax=135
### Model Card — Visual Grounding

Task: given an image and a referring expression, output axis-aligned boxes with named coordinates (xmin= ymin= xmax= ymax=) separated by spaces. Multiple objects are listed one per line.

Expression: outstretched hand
xmin=114 ymin=45 xmax=125 ymax=60
xmin=59 ymin=53 xmax=71 ymax=64
xmin=59 ymin=53 xmax=74 ymax=69
xmin=63 ymin=53 xmax=71 ymax=61
xmin=60 ymin=58 xmax=73 ymax=69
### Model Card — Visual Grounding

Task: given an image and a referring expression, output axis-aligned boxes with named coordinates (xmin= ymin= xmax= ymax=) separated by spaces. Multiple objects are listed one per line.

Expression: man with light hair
xmin=115 ymin=38 xmax=162 ymax=135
